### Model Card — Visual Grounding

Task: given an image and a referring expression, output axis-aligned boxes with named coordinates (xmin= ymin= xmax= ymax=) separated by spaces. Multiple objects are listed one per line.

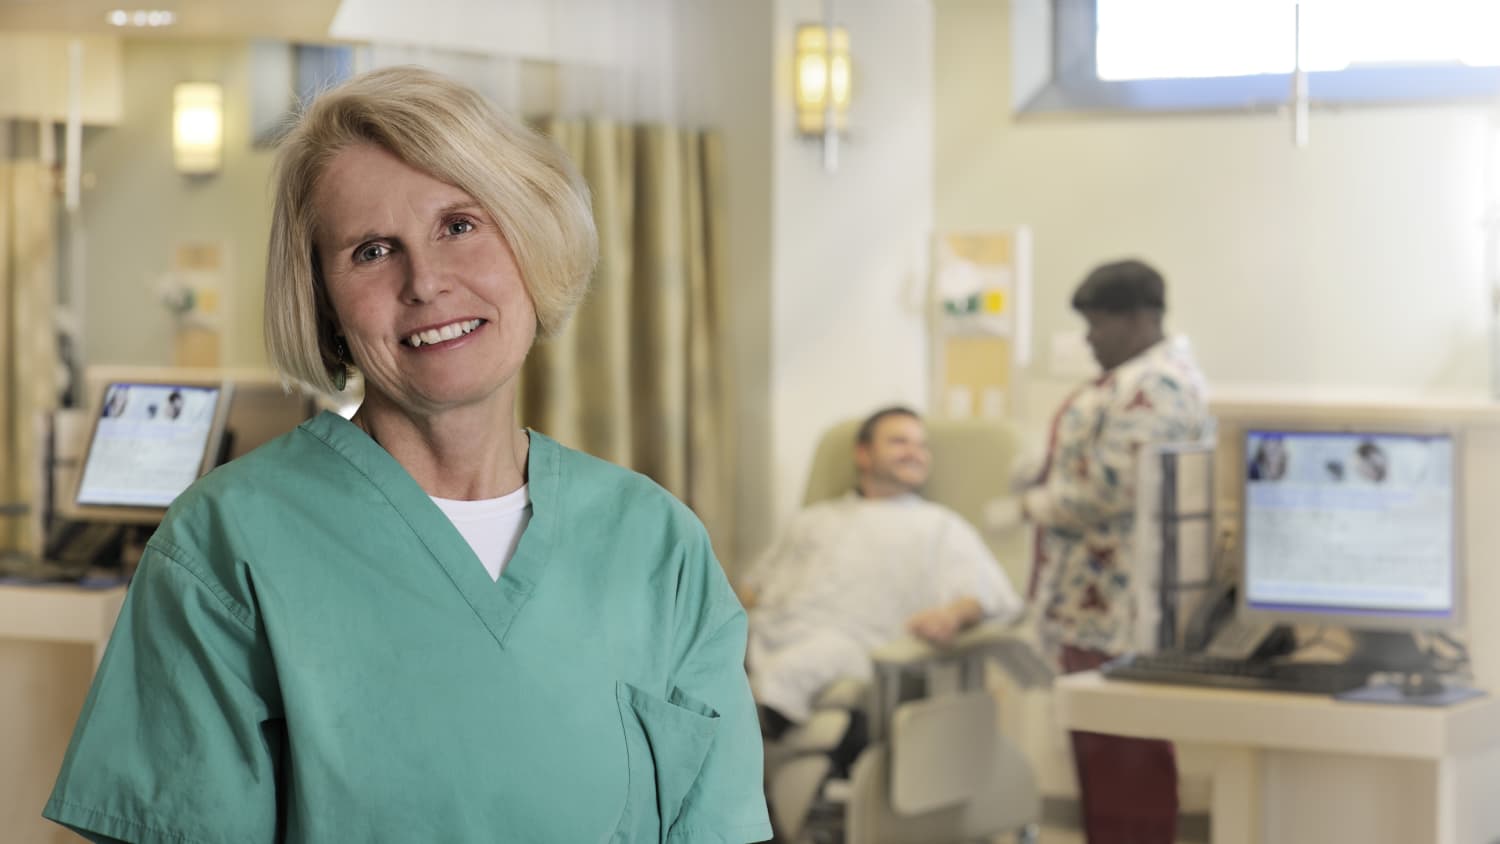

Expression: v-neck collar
xmin=300 ymin=411 xmax=559 ymax=649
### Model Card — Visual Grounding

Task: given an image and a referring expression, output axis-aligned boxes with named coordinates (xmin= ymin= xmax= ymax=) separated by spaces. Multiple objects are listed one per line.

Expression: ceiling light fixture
xmin=106 ymin=9 xmax=177 ymax=28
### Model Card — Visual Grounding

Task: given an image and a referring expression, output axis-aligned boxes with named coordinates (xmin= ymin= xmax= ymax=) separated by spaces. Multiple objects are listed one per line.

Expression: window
xmin=1016 ymin=0 xmax=1500 ymax=113
xmin=250 ymin=42 xmax=359 ymax=145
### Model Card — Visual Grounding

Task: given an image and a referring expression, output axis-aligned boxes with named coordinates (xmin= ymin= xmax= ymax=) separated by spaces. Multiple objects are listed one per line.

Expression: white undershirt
xmin=431 ymin=485 xmax=532 ymax=581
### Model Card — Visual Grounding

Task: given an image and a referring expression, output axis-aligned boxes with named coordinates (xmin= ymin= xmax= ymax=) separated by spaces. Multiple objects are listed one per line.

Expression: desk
xmin=0 ymin=583 xmax=127 ymax=844
xmin=1056 ymin=671 xmax=1500 ymax=844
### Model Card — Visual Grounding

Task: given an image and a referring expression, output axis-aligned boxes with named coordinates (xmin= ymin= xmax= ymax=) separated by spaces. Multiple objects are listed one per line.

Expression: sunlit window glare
xmin=1097 ymin=0 xmax=1500 ymax=81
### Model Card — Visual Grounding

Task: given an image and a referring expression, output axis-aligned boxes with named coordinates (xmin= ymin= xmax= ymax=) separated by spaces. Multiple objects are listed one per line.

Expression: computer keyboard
xmin=1101 ymin=651 xmax=1374 ymax=695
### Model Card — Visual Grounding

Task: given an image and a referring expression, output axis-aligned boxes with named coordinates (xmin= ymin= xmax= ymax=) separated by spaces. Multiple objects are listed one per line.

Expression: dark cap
xmin=1071 ymin=259 xmax=1166 ymax=313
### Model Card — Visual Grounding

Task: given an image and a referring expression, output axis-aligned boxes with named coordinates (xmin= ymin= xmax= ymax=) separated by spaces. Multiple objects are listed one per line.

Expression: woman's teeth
xmin=406 ymin=319 xmax=483 ymax=348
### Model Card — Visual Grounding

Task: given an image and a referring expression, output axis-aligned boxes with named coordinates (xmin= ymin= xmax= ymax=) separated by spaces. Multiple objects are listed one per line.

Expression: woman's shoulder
xmin=174 ymin=420 xmax=341 ymax=507
xmin=128 ymin=433 xmax=315 ymax=624
xmin=151 ymin=420 xmax=351 ymax=556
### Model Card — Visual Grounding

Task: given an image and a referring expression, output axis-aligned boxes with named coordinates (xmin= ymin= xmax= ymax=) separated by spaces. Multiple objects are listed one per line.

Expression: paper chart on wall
xmin=931 ymin=228 xmax=1032 ymax=420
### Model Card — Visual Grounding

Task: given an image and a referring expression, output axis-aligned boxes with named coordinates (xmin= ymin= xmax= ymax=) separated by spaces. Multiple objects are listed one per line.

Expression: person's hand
xmin=983 ymin=497 xmax=1023 ymax=531
xmin=1008 ymin=449 xmax=1046 ymax=494
xmin=907 ymin=606 xmax=963 ymax=646
xmin=1020 ymin=485 xmax=1051 ymax=525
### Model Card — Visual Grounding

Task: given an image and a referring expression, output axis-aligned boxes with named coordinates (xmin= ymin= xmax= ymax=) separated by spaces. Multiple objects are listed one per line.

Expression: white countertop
xmin=0 ymin=582 xmax=127 ymax=647
xmin=1057 ymin=670 xmax=1500 ymax=760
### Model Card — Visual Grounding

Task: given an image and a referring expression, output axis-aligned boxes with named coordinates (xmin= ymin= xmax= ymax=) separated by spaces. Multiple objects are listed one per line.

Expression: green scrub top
xmin=44 ymin=412 xmax=771 ymax=844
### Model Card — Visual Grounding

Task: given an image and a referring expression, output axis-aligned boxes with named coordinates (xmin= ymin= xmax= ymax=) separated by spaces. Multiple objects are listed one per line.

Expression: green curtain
xmin=522 ymin=121 xmax=736 ymax=563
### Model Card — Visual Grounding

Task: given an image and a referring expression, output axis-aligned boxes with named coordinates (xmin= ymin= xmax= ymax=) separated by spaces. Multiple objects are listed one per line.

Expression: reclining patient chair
xmin=762 ymin=417 xmax=1053 ymax=844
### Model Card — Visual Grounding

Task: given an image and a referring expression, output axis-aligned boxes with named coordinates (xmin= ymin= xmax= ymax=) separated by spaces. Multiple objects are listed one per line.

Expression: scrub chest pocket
xmin=611 ymin=681 xmax=720 ymax=843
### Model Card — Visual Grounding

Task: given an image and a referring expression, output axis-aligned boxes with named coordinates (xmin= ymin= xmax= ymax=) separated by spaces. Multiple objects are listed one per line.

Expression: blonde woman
xmin=46 ymin=66 xmax=771 ymax=844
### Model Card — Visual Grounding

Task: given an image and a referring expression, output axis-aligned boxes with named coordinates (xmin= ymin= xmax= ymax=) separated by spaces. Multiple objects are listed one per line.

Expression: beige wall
xmin=0 ymin=33 xmax=122 ymax=124
xmin=667 ymin=0 xmax=938 ymax=567
xmin=937 ymin=0 xmax=1493 ymax=441
xmin=766 ymin=0 xmax=936 ymax=537
xmin=80 ymin=38 xmax=276 ymax=370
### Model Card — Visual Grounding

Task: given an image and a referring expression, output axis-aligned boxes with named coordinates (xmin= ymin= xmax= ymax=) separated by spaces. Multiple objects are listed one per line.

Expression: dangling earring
xmin=332 ymin=336 xmax=349 ymax=392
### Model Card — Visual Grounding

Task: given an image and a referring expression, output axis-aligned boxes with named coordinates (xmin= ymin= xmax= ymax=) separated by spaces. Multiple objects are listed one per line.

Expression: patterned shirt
xmin=1024 ymin=336 xmax=1210 ymax=656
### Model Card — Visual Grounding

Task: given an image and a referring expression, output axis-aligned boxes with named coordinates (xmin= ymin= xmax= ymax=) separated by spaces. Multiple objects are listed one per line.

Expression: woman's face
xmin=312 ymin=143 xmax=536 ymax=419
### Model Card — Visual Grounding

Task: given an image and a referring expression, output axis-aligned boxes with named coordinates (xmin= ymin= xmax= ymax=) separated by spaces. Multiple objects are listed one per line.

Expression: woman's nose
xmin=402 ymin=249 xmax=451 ymax=303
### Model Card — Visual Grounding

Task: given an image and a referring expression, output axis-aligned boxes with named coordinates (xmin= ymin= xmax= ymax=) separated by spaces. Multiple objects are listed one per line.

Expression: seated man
xmin=739 ymin=406 xmax=1022 ymax=741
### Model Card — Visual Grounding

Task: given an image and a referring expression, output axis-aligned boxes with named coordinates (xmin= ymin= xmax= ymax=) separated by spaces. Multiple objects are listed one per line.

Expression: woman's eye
xmin=446 ymin=218 xmax=475 ymax=236
xmin=355 ymin=243 xmax=389 ymax=263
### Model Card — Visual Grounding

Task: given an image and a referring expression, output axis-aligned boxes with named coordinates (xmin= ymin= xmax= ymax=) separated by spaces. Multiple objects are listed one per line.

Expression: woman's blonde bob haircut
xmin=264 ymin=65 xmax=598 ymax=394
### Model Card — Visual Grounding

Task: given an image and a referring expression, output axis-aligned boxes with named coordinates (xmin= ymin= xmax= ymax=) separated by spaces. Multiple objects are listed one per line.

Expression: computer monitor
xmin=1238 ymin=426 xmax=1462 ymax=634
xmin=66 ymin=374 xmax=234 ymax=525
xmin=218 ymin=372 xmax=322 ymax=461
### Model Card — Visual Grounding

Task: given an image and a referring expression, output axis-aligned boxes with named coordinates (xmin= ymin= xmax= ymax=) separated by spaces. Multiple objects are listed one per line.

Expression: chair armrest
xmin=870 ymin=620 xmax=1055 ymax=689
xmin=813 ymin=676 xmax=870 ymax=711
xmin=870 ymin=619 xmax=1015 ymax=666
xmin=766 ymin=709 xmax=851 ymax=762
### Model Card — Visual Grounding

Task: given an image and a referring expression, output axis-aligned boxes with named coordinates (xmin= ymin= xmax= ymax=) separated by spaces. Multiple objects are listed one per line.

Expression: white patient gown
xmin=745 ymin=493 xmax=1020 ymax=722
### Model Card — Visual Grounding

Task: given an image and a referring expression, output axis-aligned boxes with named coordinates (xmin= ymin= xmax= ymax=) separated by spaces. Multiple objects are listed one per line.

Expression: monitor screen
xmin=74 ymin=380 xmax=230 ymax=514
xmin=1240 ymin=428 xmax=1458 ymax=628
xmin=221 ymin=378 xmax=320 ymax=462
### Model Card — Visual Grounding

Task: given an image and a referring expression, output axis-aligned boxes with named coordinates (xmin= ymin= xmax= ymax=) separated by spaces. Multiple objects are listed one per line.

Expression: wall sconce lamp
xmin=173 ymin=82 xmax=223 ymax=175
xmin=794 ymin=15 xmax=851 ymax=172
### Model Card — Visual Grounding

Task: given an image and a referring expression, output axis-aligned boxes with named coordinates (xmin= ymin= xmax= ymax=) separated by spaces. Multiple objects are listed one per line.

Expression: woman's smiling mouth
xmin=403 ymin=318 xmax=486 ymax=348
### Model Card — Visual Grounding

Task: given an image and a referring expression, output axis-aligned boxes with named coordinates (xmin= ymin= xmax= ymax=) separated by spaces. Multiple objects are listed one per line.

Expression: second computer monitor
xmin=1239 ymin=426 xmax=1460 ymax=632
xmin=68 ymin=376 xmax=234 ymax=525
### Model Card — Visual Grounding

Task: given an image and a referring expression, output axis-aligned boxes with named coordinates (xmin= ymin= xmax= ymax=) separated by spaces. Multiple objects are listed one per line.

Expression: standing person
xmin=45 ymin=66 xmax=771 ymax=844
xmin=1020 ymin=259 xmax=1210 ymax=844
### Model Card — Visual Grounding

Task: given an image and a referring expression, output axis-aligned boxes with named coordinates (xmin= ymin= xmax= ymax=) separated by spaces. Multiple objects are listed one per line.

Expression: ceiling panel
xmin=0 ymin=0 xmax=342 ymax=41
